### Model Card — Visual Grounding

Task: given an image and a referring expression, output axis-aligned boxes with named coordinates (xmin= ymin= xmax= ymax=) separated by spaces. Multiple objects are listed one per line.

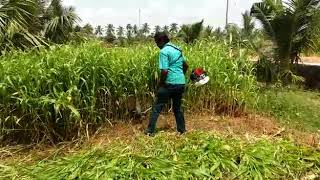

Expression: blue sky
xmin=63 ymin=0 xmax=260 ymax=28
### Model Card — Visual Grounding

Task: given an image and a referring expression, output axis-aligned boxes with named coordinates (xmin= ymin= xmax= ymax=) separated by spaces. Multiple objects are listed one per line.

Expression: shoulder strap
xmin=166 ymin=44 xmax=183 ymax=67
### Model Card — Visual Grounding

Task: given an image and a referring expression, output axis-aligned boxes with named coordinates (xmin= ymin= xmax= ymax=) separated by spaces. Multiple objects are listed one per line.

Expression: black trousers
xmin=146 ymin=84 xmax=186 ymax=134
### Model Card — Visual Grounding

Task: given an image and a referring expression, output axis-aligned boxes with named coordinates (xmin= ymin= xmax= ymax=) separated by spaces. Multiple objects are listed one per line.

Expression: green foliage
xmin=179 ymin=20 xmax=204 ymax=44
xmin=203 ymin=25 xmax=213 ymax=38
xmin=254 ymin=88 xmax=320 ymax=132
xmin=141 ymin=23 xmax=150 ymax=36
xmin=94 ymin=25 xmax=103 ymax=36
xmin=81 ymin=23 xmax=94 ymax=35
xmin=305 ymin=9 xmax=320 ymax=55
xmin=105 ymin=24 xmax=116 ymax=43
xmin=2 ymin=132 xmax=320 ymax=179
xmin=169 ymin=23 xmax=179 ymax=36
xmin=0 ymin=40 xmax=257 ymax=143
xmin=154 ymin=25 xmax=161 ymax=34
xmin=43 ymin=0 xmax=80 ymax=43
xmin=251 ymin=0 xmax=320 ymax=74
xmin=0 ymin=0 xmax=80 ymax=54
xmin=0 ymin=0 xmax=44 ymax=53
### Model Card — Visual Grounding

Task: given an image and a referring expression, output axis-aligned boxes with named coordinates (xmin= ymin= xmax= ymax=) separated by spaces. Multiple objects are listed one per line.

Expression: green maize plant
xmin=0 ymin=40 xmax=257 ymax=144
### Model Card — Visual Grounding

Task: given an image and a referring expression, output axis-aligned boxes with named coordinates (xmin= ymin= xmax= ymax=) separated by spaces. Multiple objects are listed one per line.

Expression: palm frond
xmin=179 ymin=20 xmax=204 ymax=44
xmin=43 ymin=0 xmax=80 ymax=43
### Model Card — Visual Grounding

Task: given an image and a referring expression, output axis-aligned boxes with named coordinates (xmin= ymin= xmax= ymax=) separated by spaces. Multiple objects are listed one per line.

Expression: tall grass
xmin=255 ymin=88 xmax=320 ymax=132
xmin=1 ymin=132 xmax=319 ymax=179
xmin=0 ymin=40 xmax=257 ymax=144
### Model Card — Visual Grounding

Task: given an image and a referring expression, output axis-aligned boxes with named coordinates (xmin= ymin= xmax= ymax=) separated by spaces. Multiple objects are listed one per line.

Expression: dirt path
xmin=91 ymin=114 xmax=319 ymax=147
xmin=251 ymin=56 xmax=320 ymax=66
xmin=1 ymin=114 xmax=319 ymax=164
xmin=302 ymin=56 xmax=320 ymax=64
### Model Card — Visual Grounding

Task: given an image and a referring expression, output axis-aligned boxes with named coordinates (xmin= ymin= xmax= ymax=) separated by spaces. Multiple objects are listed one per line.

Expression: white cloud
xmin=62 ymin=0 xmax=76 ymax=7
xmin=65 ymin=0 xmax=260 ymax=28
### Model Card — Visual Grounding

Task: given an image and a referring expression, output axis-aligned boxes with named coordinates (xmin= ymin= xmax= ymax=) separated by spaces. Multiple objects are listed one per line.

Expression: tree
xmin=242 ymin=11 xmax=255 ymax=39
xmin=162 ymin=25 xmax=169 ymax=34
xmin=133 ymin=24 xmax=139 ymax=36
xmin=141 ymin=23 xmax=150 ymax=37
xmin=225 ymin=23 xmax=242 ymax=45
xmin=117 ymin=26 xmax=124 ymax=38
xmin=213 ymin=27 xmax=224 ymax=39
xmin=154 ymin=25 xmax=161 ymax=34
xmin=43 ymin=0 xmax=80 ymax=43
xmin=178 ymin=20 xmax=204 ymax=44
xmin=82 ymin=23 xmax=93 ymax=35
xmin=74 ymin=25 xmax=81 ymax=32
xmin=241 ymin=11 xmax=263 ymax=54
xmin=0 ymin=0 xmax=44 ymax=53
xmin=251 ymin=0 xmax=320 ymax=78
xmin=105 ymin=24 xmax=116 ymax=43
xmin=126 ymin=24 xmax=133 ymax=39
xmin=170 ymin=23 xmax=179 ymax=35
xmin=203 ymin=25 xmax=213 ymax=38
xmin=95 ymin=25 xmax=104 ymax=36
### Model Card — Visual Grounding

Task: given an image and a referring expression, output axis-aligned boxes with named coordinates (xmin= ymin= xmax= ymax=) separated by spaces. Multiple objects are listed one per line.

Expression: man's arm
xmin=158 ymin=52 xmax=169 ymax=88
xmin=183 ymin=61 xmax=189 ymax=75
xmin=159 ymin=70 xmax=168 ymax=87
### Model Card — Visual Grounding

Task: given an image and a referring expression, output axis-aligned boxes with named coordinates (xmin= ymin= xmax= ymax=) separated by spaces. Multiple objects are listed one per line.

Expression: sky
xmin=62 ymin=0 xmax=260 ymax=29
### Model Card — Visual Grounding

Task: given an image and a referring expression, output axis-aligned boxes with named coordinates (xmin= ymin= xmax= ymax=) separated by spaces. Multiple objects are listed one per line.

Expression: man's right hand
xmin=183 ymin=61 xmax=189 ymax=75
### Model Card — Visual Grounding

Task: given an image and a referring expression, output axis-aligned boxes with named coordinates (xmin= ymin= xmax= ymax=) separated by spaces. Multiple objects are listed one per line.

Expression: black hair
xmin=154 ymin=32 xmax=170 ymax=44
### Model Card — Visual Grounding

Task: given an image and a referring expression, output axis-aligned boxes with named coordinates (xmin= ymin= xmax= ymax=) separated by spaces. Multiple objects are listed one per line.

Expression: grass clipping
xmin=1 ymin=132 xmax=320 ymax=179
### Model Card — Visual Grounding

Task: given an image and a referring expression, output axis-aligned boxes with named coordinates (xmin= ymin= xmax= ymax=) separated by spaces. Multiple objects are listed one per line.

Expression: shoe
xmin=144 ymin=130 xmax=155 ymax=137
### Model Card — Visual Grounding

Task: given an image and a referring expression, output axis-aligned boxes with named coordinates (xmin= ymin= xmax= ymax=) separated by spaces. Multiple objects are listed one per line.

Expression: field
xmin=0 ymin=40 xmax=256 ymax=144
xmin=1 ymin=40 xmax=320 ymax=179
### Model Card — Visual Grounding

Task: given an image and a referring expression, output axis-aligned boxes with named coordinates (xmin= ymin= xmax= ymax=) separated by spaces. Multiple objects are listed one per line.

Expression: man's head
xmin=154 ymin=32 xmax=170 ymax=49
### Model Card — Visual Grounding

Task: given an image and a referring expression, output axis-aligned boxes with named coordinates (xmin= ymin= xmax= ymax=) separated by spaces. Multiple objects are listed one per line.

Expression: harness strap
xmin=166 ymin=44 xmax=183 ymax=68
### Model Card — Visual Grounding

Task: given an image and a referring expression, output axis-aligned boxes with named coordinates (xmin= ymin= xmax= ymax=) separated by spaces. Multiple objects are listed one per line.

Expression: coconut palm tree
xmin=178 ymin=20 xmax=204 ymax=44
xmin=117 ymin=26 xmax=124 ymax=38
xmin=203 ymin=25 xmax=213 ymax=38
xmin=154 ymin=25 xmax=161 ymax=34
xmin=95 ymin=25 xmax=104 ymax=36
xmin=0 ymin=0 xmax=43 ymax=53
xmin=170 ymin=23 xmax=179 ymax=35
xmin=251 ymin=0 xmax=320 ymax=75
xmin=162 ymin=25 xmax=169 ymax=34
xmin=241 ymin=11 xmax=264 ymax=55
xmin=225 ymin=23 xmax=242 ymax=45
xmin=82 ymin=23 xmax=93 ymax=35
xmin=133 ymin=24 xmax=139 ymax=36
xmin=213 ymin=27 xmax=224 ymax=39
xmin=126 ymin=24 xmax=133 ymax=39
xmin=141 ymin=23 xmax=150 ymax=37
xmin=105 ymin=24 xmax=115 ymax=42
xmin=43 ymin=0 xmax=80 ymax=43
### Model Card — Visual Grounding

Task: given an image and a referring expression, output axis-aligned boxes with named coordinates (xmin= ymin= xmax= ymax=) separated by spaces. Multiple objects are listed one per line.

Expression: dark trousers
xmin=147 ymin=84 xmax=186 ymax=134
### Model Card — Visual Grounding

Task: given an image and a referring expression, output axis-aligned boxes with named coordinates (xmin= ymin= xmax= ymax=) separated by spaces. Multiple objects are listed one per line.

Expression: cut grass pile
xmin=1 ymin=132 xmax=319 ymax=179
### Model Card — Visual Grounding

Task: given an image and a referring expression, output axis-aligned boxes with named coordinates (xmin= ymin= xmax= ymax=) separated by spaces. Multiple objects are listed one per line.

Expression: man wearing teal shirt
xmin=145 ymin=32 xmax=189 ymax=136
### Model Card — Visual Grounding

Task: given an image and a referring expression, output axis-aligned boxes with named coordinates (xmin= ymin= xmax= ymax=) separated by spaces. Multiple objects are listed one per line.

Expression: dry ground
xmin=302 ymin=56 xmax=320 ymax=64
xmin=1 ymin=113 xmax=319 ymax=165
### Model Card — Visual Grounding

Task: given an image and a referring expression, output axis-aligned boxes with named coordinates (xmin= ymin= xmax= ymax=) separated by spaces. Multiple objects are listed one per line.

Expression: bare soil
xmin=302 ymin=56 xmax=320 ymax=64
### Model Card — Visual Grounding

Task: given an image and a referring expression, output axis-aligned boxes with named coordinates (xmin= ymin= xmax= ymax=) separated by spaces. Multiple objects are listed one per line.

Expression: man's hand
xmin=183 ymin=61 xmax=189 ymax=75
xmin=158 ymin=70 xmax=168 ymax=88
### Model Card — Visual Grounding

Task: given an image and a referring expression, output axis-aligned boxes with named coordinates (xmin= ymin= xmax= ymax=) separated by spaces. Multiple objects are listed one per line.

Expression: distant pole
xmin=226 ymin=0 xmax=229 ymax=27
xmin=139 ymin=8 xmax=141 ymax=28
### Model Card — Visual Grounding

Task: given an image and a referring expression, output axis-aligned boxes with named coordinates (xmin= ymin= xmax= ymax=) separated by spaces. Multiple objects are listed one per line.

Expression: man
xmin=145 ymin=32 xmax=189 ymax=136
